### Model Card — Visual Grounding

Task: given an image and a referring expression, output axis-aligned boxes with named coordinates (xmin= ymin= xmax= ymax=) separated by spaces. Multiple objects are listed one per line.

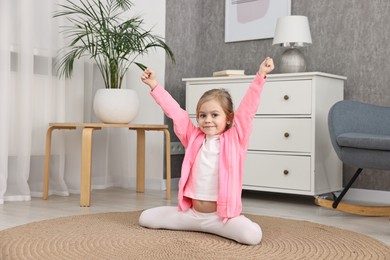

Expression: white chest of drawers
xmin=183 ymin=72 xmax=346 ymax=196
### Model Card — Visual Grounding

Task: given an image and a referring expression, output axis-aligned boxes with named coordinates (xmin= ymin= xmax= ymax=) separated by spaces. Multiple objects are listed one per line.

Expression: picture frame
xmin=225 ymin=0 xmax=291 ymax=43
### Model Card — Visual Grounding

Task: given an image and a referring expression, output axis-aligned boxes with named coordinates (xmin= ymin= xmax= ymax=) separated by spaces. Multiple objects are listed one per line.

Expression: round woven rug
xmin=0 ymin=211 xmax=389 ymax=260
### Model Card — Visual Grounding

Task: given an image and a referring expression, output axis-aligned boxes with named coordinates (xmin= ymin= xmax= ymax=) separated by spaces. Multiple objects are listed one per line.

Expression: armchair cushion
xmin=337 ymin=132 xmax=390 ymax=151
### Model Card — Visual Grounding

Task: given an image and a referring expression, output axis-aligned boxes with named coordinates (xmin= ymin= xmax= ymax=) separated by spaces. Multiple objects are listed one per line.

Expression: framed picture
xmin=225 ymin=0 xmax=291 ymax=42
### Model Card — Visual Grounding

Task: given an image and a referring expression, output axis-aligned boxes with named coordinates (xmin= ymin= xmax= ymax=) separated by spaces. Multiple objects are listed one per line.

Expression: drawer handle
xmin=284 ymin=95 xmax=289 ymax=100
xmin=284 ymin=132 xmax=290 ymax=138
xmin=283 ymin=170 xmax=289 ymax=175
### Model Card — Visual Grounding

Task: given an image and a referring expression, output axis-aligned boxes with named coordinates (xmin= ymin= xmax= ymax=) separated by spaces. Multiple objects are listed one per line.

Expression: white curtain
xmin=0 ymin=0 xmax=166 ymax=205
xmin=0 ymin=0 xmax=82 ymax=203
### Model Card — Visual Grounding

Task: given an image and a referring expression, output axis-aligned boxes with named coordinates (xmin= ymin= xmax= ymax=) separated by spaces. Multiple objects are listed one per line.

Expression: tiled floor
xmin=0 ymin=188 xmax=389 ymax=246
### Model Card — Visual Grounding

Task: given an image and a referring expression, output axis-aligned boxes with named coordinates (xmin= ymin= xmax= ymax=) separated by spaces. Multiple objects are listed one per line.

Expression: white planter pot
xmin=93 ymin=89 xmax=139 ymax=124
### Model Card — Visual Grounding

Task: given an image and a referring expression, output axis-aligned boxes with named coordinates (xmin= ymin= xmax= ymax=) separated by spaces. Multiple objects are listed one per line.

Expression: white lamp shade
xmin=273 ymin=15 xmax=312 ymax=47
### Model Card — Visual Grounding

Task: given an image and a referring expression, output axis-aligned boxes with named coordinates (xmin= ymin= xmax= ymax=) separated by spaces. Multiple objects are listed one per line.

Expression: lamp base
xmin=279 ymin=48 xmax=306 ymax=73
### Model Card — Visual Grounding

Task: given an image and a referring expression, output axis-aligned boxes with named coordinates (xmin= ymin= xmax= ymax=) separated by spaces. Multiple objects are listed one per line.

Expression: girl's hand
xmin=258 ymin=57 xmax=274 ymax=78
xmin=141 ymin=68 xmax=159 ymax=90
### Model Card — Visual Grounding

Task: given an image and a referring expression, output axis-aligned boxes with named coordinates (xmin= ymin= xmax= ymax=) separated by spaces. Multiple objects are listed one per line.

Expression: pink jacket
xmin=150 ymin=73 xmax=266 ymax=221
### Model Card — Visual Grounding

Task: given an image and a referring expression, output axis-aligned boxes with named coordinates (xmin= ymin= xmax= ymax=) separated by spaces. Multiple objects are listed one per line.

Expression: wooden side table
xmin=43 ymin=123 xmax=171 ymax=206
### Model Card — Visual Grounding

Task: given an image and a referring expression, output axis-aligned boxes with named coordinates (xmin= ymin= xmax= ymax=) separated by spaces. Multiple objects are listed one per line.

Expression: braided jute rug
xmin=0 ymin=211 xmax=389 ymax=260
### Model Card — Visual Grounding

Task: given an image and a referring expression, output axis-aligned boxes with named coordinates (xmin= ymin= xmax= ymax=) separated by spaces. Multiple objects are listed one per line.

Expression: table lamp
xmin=273 ymin=15 xmax=312 ymax=73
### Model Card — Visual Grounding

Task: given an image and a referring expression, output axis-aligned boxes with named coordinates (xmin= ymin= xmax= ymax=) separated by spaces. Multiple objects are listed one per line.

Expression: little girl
xmin=139 ymin=57 xmax=274 ymax=245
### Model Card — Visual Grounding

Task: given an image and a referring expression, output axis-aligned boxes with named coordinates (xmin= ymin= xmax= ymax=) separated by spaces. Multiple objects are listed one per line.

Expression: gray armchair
xmin=316 ymin=100 xmax=390 ymax=216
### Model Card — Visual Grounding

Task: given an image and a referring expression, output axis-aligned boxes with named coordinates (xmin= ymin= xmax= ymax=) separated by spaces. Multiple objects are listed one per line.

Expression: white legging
xmin=139 ymin=206 xmax=262 ymax=245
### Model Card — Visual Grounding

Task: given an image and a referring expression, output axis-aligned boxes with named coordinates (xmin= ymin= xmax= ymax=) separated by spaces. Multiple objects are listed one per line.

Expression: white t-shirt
xmin=184 ymin=135 xmax=219 ymax=201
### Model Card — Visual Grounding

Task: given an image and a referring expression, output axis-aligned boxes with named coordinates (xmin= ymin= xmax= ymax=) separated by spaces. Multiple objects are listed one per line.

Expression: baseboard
xmin=338 ymin=188 xmax=390 ymax=205
xmin=120 ymin=177 xmax=179 ymax=191
xmin=31 ymin=191 xmax=70 ymax=198
xmin=160 ymin=178 xmax=179 ymax=191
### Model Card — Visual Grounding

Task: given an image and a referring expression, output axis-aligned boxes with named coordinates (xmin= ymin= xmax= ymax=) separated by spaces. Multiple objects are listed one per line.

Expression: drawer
xmin=243 ymin=153 xmax=311 ymax=191
xmin=249 ymin=118 xmax=312 ymax=152
xmin=186 ymin=82 xmax=249 ymax=115
xmin=186 ymin=80 xmax=312 ymax=116
xmin=258 ymin=80 xmax=312 ymax=115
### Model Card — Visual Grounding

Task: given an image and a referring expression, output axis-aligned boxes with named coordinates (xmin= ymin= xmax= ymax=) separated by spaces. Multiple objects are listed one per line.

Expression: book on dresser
xmin=212 ymin=70 xmax=245 ymax=77
xmin=183 ymin=72 xmax=347 ymax=196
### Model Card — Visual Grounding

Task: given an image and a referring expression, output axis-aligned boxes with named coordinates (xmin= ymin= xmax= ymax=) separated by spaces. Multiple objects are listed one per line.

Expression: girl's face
xmin=197 ymin=100 xmax=230 ymax=136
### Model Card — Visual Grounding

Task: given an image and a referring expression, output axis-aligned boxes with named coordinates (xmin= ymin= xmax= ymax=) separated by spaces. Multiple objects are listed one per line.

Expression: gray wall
xmin=165 ymin=0 xmax=390 ymax=191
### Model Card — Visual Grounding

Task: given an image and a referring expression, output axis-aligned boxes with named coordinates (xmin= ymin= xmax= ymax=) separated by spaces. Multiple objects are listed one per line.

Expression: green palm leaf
xmin=54 ymin=0 xmax=175 ymax=89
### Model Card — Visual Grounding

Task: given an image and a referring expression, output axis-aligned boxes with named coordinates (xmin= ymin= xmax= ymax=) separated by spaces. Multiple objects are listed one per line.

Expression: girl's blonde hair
xmin=196 ymin=88 xmax=234 ymax=130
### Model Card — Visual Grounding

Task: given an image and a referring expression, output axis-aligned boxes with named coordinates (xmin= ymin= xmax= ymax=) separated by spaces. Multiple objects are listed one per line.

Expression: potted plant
xmin=54 ymin=0 xmax=175 ymax=123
